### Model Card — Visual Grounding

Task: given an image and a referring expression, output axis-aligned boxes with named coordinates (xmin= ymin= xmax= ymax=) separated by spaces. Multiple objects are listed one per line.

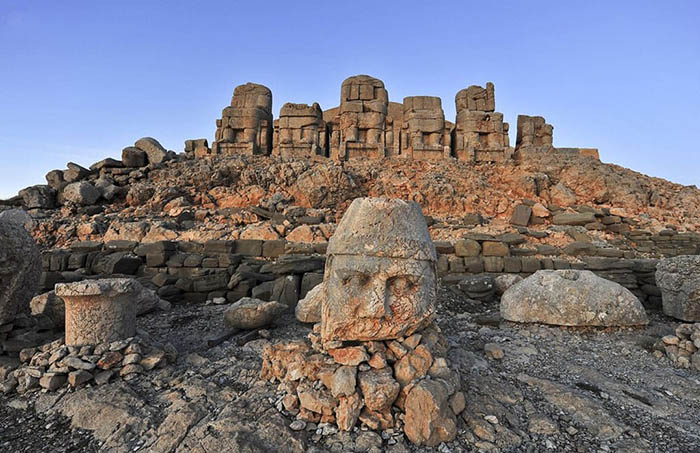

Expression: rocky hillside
xmin=4 ymin=147 xmax=699 ymax=250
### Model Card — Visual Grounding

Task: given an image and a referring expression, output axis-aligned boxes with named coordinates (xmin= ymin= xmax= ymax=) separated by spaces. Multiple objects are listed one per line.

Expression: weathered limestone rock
xmin=45 ymin=169 xmax=66 ymax=190
xmin=223 ymin=297 xmax=287 ymax=329
xmin=122 ymin=146 xmax=147 ymax=167
xmin=321 ymin=197 xmax=437 ymax=342
xmin=55 ymin=278 xmax=140 ymax=346
xmin=357 ymin=367 xmax=400 ymax=411
xmin=0 ymin=218 xmax=41 ymax=324
xmin=404 ymin=379 xmax=457 ymax=446
xmin=501 ymin=270 xmax=648 ymax=326
xmin=656 ymin=255 xmax=700 ymax=321
xmin=184 ymin=138 xmax=210 ymax=158
xmin=19 ymin=185 xmax=56 ymax=209
xmin=516 ymin=115 xmax=554 ymax=151
xmin=61 ymin=181 xmax=100 ymax=206
xmin=329 ymin=75 xmax=390 ymax=160
xmin=134 ymin=137 xmax=168 ymax=164
xmin=0 ymin=208 xmax=34 ymax=231
xmin=213 ymin=83 xmax=273 ymax=156
xmin=401 ymin=96 xmax=451 ymax=160
xmin=272 ymin=103 xmax=327 ymax=157
xmin=295 ymin=281 xmax=324 ymax=323
xmin=63 ymin=162 xmax=91 ymax=183
xmin=453 ymin=82 xmax=511 ymax=162
xmin=30 ymin=290 xmax=65 ymax=328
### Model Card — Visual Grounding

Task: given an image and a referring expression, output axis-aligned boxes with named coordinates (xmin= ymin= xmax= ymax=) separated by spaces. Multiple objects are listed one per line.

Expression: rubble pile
xmin=2 ymin=330 xmax=176 ymax=393
xmin=653 ymin=323 xmax=700 ymax=371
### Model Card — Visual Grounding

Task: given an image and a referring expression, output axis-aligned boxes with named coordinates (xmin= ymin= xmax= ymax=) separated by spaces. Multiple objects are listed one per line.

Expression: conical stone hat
xmin=327 ymin=197 xmax=437 ymax=262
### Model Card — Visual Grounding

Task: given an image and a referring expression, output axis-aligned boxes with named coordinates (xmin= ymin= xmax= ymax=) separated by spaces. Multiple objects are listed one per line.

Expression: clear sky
xmin=1 ymin=1 xmax=698 ymax=198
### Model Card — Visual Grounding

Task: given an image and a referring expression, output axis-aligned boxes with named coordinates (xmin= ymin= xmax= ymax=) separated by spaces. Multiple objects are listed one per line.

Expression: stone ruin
xmin=453 ymin=82 xmax=512 ymax=162
xmin=199 ymin=74 xmax=598 ymax=162
xmin=328 ymin=75 xmax=391 ymax=160
xmin=273 ymin=103 xmax=327 ymax=158
xmin=262 ymin=198 xmax=464 ymax=446
xmin=401 ymin=96 xmax=452 ymax=160
xmin=515 ymin=115 xmax=554 ymax=151
xmin=56 ymin=279 xmax=138 ymax=346
xmin=212 ymin=82 xmax=273 ymax=156
xmin=5 ymin=278 xmax=175 ymax=393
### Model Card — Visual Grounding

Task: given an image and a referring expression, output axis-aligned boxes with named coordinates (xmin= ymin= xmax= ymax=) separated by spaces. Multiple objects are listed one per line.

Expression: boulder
xmin=90 ymin=158 xmax=123 ymax=171
xmin=501 ymin=270 xmax=648 ymax=326
xmin=295 ymin=281 xmax=324 ymax=323
xmin=458 ymin=274 xmax=496 ymax=301
xmin=45 ymin=169 xmax=66 ymax=190
xmin=494 ymin=274 xmax=523 ymax=295
xmin=135 ymin=137 xmax=168 ymax=164
xmin=0 ymin=218 xmax=41 ymax=324
xmin=223 ymin=297 xmax=287 ymax=329
xmin=511 ymin=204 xmax=532 ymax=226
xmin=94 ymin=177 xmax=122 ymax=201
xmin=0 ymin=208 xmax=34 ymax=231
xmin=18 ymin=185 xmax=55 ymax=209
xmin=64 ymin=162 xmax=91 ymax=183
xmin=30 ymin=290 xmax=65 ymax=328
xmin=61 ymin=182 xmax=101 ymax=206
xmin=404 ymin=379 xmax=457 ymax=446
xmin=122 ymin=146 xmax=147 ymax=167
xmin=656 ymin=255 xmax=700 ymax=321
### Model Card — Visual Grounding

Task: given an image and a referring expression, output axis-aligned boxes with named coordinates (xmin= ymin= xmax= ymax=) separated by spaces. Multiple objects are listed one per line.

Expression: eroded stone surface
xmin=55 ymin=278 xmax=139 ymax=346
xmin=656 ymin=255 xmax=700 ymax=321
xmin=501 ymin=270 xmax=649 ymax=326
xmin=223 ymin=297 xmax=287 ymax=329
xmin=0 ymin=219 xmax=41 ymax=325
xmin=213 ymin=83 xmax=273 ymax=156
xmin=320 ymin=198 xmax=437 ymax=342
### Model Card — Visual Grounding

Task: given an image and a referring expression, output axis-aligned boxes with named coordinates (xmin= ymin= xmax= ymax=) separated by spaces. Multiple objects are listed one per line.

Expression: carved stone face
xmin=321 ymin=254 xmax=436 ymax=342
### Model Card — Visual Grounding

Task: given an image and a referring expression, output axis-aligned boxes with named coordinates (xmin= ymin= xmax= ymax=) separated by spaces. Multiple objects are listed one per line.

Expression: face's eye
xmin=387 ymin=276 xmax=418 ymax=293
xmin=342 ymin=274 xmax=371 ymax=286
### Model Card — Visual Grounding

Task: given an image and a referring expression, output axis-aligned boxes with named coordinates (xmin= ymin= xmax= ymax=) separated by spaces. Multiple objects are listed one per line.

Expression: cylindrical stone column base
xmin=55 ymin=278 xmax=139 ymax=346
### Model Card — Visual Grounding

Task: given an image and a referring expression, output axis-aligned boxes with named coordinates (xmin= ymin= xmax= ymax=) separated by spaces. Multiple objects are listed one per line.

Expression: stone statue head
xmin=320 ymin=197 xmax=437 ymax=342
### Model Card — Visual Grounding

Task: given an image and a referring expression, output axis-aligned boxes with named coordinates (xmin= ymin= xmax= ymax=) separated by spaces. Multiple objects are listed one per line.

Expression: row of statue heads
xmin=212 ymin=75 xmax=554 ymax=162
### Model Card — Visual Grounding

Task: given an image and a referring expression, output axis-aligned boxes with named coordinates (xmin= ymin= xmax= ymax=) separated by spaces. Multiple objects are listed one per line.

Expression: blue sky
xmin=1 ymin=1 xmax=698 ymax=198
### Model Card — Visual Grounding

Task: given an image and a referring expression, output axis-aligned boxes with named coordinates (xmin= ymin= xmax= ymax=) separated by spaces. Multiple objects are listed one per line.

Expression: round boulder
xmin=656 ymin=255 xmax=700 ymax=321
xmin=0 ymin=219 xmax=41 ymax=324
xmin=61 ymin=182 xmax=100 ymax=206
xmin=224 ymin=297 xmax=288 ymax=329
xmin=500 ymin=270 xmax=648 ymax=326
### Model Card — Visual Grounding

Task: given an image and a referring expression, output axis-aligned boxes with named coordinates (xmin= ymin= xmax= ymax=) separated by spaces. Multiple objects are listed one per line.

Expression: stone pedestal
xmin=56 ymin=278 xmax=138 ymax=346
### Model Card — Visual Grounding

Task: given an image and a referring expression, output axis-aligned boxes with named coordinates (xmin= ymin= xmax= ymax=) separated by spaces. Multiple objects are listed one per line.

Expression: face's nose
xmin=357 ymin=276 xmax=389 ymax=318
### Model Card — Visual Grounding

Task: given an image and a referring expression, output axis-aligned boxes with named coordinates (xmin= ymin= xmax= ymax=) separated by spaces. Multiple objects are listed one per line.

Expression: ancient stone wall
xmin=212 ymin=83 xmax=273 ymax=156
xmin=35 ymin=224 xmax=700 ymax=314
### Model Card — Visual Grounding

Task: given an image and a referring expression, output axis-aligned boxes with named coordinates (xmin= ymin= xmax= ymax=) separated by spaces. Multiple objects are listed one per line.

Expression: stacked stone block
xmin=328 ymin=75 xmax=391 ymax=160
xmin=453 ymin=83 xmax=512 ymax=162
xmin=213 ymin=83 xmax=273 ymax=156
xmin=272 ymin=103 xmax=327 ymax=157
xmin=515 ymin=115 xmax=554 ymax=151
xmin=400 ymin=96 xmax=452 ymax=160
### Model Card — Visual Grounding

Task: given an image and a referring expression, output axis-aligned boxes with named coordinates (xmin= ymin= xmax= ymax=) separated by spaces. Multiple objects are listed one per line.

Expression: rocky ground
xmin=1 ymin=284 xmax=699 ymax=452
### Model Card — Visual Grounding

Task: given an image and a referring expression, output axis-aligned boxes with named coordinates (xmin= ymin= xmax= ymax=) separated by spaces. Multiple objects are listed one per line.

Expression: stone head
xmin=321 ymin=197 xmax=437 ymax=342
